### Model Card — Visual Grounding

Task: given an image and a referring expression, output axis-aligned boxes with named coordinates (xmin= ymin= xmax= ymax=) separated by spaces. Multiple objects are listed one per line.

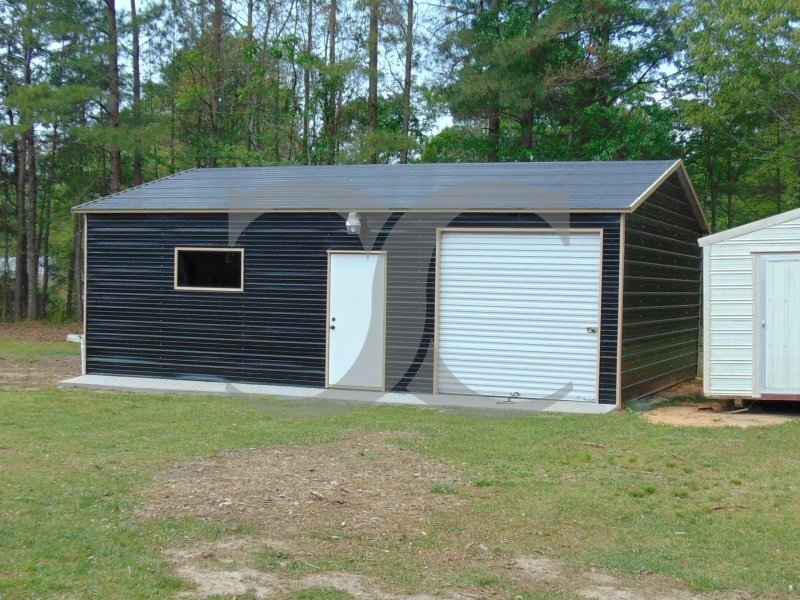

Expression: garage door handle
xmin=586 ymin=326 xmax=598 ymax=334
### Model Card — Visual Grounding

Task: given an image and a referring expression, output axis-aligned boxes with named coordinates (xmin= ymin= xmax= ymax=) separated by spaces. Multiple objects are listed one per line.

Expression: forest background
xmin=1 ymin=0 xmax=798 ymax=322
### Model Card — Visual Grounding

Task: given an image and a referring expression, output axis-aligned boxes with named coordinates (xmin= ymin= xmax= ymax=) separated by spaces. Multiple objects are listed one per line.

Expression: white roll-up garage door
xmin=437 ymin=230 xmax=602 ymax=401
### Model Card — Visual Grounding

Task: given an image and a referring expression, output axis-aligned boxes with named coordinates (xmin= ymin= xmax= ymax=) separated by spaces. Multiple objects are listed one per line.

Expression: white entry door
xmin=437 ymin=230 xmax=602 ymax=401
xmin=327 ymin=252 xmax=387 ymax=390
xmin=758 ymin=254 xmax=800 ymax=395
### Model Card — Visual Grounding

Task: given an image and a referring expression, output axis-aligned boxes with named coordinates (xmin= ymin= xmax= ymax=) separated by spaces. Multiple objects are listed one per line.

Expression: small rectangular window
xmin=175 ymin=248 xmax=244 ymax=291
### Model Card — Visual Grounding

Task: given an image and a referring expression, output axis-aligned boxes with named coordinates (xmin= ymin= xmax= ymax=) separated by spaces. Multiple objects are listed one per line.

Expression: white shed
xmin=700 ymin=208 xmax=800 ymax=400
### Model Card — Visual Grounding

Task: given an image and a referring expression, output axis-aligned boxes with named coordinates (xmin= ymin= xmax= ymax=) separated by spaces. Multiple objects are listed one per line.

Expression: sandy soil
xmin=641 ymin=403 xmax=797 ymax=428
xmin=643 ymin=378 xmax=798 ymax=428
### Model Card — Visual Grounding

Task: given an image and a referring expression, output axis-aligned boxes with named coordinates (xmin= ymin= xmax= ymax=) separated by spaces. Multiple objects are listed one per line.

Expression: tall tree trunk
xmin=325 ymin=0 xmax=337 ymax=165
xmin=304 ymin=0 xmax=313 ymax=164
xmin=24 ymin=127 xmax=37 ymax=320
xmin=244 ymin=0 xmax=255 ymax=156
xmin=487 ymin=100 xmax=500 ymax=163
xmin=703 ymin=127 xmax=717 ymax=233
xmin=131 ymin=0 xmax=143 ymax=185
xmin=485 ymin=0 xmax=500 ymax=162
xmin=14 ymin=12 xmax=35 ymax=321
xmin=2 ymin=162 xmax=11 ymax=320
xmin=273 ymin=61 xmax=281 ymax=161
xmin=400 ymin=0 xmax=413 ymax=164
xmin=39 ymin=125 xmax=57 ymax=317
xmin=367 ymin=0 xmax=379 ymax=163
xmin=14 ymin=136 xmax=26 ymax=321
xmin=725 ymin=149 xmax=734 ymax=229
xmin=209 ymin=0 xmax=223 ymax=168
xmin=106 ymin=0 xmax=122 ymax=193
xmin=74 ymin=216 xmax=84 ymax=324
xmin=774 ymin=126 xmax=781 ymax=214
xmin=66 ymin=215 xmax=78 ymax=320
xmin=519 ymin=0 xmax=539 ymax=157
xmin=288 ymin=39 xmax=300 ymax=163
xmin=520 ymin=107 xmax=534 ymax=155
xmin=2 ymin=180 xmax=10 ymax=321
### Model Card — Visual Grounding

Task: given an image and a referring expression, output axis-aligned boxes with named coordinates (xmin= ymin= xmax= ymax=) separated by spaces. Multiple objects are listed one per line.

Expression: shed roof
xmin=73 ymin=160 xmax=702 ymax=224
xmin=699 ymin=206 xmax=800 ymax=247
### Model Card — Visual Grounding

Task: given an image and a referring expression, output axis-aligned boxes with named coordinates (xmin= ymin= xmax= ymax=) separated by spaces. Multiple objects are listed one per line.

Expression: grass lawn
xmin=1 ymin=336 xmax=799 ymax=599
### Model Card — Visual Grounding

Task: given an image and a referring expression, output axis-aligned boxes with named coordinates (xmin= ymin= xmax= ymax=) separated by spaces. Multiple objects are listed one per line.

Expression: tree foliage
xmin=0 ymin=0 xmax=798 ymax=320
xmin=675 ymin=0 xmax=800 ymax=232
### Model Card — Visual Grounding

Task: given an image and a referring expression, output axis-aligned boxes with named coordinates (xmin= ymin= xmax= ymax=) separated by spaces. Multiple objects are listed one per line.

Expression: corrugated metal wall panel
xmin=621 ymin=173 xmax=704 ymax=401
xmin=437 ymin=231 xmax=602 ymax=401
xmin=86 ymin=213 xmax=356 ymax=386
xmin=86 ymin=212 xmax=621 ymax=401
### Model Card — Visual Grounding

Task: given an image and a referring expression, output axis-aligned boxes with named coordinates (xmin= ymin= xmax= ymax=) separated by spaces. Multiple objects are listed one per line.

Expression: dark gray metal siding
xmin=86 ymin=214 xmax=355 ymax=385
xmin=86 ymin=212 xmax=621 ymax=402
xmin=621 ymin=173 xmax=704 ymax=401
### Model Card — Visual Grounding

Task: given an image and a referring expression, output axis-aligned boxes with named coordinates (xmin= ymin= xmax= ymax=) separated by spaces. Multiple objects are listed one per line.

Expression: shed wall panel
xmin=86 ymin=212 xmax=620 ymax=401
xmin=621 ymin=173 xmax=704 ymax=401
xmin=703 ymin=214 xmax=800 ymax=397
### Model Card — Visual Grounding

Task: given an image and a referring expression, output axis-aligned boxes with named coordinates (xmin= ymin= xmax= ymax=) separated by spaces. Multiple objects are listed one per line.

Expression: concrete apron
xmin=59 ymin=375 xmax=617 ymax=415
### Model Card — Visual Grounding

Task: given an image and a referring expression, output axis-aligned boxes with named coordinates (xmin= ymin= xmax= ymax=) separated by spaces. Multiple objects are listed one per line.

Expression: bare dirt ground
xmin=0 ymin=322 xmax=81 ymax=390
xmin=643 ymin=379 xmax=798 ymax=428
xmin=138 ymin=433 xmax=749 ymax=600
xmin=0 ymin=320 xmax=80 ymax=342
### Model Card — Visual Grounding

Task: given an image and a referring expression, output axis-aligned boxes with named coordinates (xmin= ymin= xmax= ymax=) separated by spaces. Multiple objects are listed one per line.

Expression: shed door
xmin=758 ymin=254 xmax=800 ymax=394
xmin=437 ymin=231 xmax=601 ymax=401
xmin=327 ymin=252 xmax=386 ymax=390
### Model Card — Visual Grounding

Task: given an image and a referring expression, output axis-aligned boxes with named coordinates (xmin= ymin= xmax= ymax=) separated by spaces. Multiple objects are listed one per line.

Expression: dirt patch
xmin=642 ymin=404 xmax=797 ymax=428
xmin=0 ymin=354 xmax=81 ymax=390
xmin=162 ymin=534 xmax=745 ymax=600
xmin=138 ymin=431 xmax=464 ymax=538
xmin=0 ymin=323 xmax=82 ymax=390
xmin=141 ymin=433 xmax=749 ymax=600
xmin=0 ymin=321 xmax=80 ymax=342
xmin=653 ymin=379 xmax=705 ymax=400
xmin=642 ymin=379 xmax=797 ymax=428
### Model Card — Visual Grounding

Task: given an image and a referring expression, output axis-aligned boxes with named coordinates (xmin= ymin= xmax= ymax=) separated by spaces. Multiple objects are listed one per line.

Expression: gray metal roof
xmin=73 ymin=160 xmax=695 ymax=215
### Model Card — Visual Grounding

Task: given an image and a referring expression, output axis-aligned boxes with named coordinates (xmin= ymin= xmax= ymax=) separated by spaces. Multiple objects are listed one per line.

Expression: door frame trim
xmin=433 ymin=227 xmax=604 ymax=400
xmin=325 ymin=250 xmax=388 ymax=391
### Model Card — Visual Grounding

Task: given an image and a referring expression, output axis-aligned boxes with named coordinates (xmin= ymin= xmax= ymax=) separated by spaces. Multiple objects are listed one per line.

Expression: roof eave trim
xmin=627 ymin=159 xmax=709 ymax=233
xmin=72 ymin=207 xmax=631 ymax=215
xmin=699 ymin=205 xmax=800 ymax=247
xmin=70 ymin=168 xmax=198 ymax=214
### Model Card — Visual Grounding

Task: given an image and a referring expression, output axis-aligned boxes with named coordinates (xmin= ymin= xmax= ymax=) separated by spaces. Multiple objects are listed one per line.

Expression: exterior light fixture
xmin=346 ymin=212 xmax=362 ymax=236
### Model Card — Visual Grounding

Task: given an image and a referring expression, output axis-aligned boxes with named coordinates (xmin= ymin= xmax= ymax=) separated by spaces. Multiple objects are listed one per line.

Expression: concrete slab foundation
xmin=59 ymin=375 xmax=617 ymax=415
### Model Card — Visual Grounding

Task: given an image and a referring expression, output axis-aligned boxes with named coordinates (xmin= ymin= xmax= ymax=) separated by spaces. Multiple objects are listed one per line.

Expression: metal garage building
xmin=72 ymin=160 xmax=707 ymax=407
xmin=700 ymin=207 xmax=800 ymax=400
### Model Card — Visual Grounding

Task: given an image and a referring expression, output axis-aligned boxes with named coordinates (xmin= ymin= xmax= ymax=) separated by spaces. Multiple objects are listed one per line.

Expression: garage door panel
xmin=437 ymin=231 xmax=601 ymax=402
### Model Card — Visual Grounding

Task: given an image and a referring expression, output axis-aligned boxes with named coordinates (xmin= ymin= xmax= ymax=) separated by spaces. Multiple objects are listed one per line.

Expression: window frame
xmin=173 ymin=247 xmax=245 ymax=292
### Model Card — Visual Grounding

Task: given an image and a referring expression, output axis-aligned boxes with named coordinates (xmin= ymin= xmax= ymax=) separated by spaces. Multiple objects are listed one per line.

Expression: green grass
xmin=1 ymin=338 xmax=800 ymax=598
xmin=0 ymin=337 xmax=78 ymax=358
